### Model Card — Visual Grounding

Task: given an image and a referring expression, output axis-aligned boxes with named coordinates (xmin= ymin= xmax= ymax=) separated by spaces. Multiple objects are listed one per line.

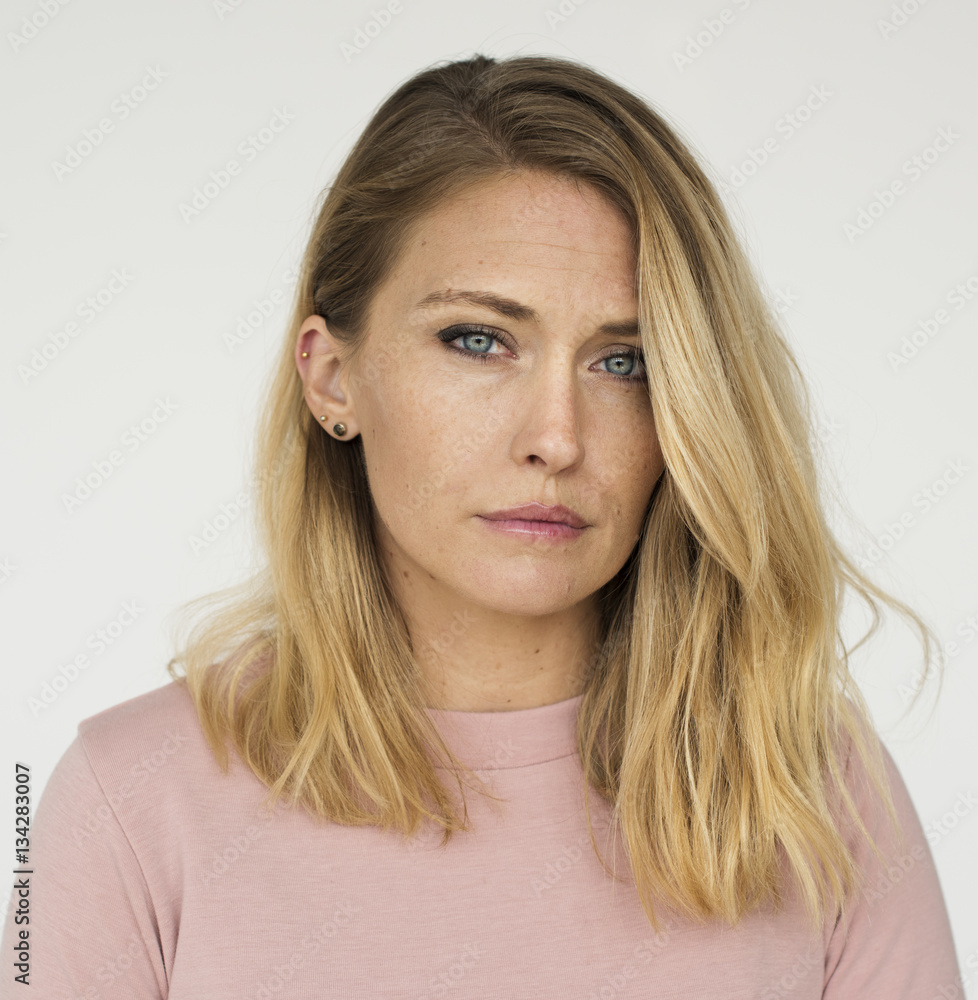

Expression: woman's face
xmin=299 ymin=169 xmax=665 ymax=632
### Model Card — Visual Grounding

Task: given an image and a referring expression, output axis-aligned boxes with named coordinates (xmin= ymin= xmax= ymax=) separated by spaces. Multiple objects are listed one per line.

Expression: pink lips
xmin=477 ymin=502 xmax=589 ymax=540
xmin=479 ymin=502 xmax=588 ymax=529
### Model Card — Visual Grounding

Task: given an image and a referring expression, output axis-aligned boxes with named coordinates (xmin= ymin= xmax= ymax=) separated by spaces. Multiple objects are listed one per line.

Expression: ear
xmin=295 ymin=314 xmax=359 ymax=440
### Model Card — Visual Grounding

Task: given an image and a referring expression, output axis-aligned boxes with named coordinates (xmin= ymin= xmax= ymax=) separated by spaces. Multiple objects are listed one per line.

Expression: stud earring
xmin=301 ymin=351 xmax=309 ymax=358
xmin=319 ymin=416 xmax=347 ymax=437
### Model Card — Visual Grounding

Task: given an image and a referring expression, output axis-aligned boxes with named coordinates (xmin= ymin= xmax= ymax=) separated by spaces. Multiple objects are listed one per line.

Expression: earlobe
xmin=320 ymin=417 xmax=348 ymax=437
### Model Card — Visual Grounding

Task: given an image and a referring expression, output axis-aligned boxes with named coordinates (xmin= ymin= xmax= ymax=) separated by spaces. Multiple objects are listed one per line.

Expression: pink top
xmin=2 ymin=680 xmax=962 ymax=998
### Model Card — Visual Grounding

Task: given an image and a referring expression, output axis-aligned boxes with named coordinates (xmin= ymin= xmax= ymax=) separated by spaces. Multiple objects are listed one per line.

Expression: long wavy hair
xmin=165 ymin=52 xmax=944 ymax=936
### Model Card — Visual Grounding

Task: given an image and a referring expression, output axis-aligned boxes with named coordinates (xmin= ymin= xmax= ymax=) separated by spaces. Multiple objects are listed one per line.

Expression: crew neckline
xmin=423 ymin=693 xmax=584 ymax=770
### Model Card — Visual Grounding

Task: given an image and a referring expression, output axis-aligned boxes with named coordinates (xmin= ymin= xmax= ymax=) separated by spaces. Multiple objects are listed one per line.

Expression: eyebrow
xmin=414 ymin=289 xmax=640 ymax=338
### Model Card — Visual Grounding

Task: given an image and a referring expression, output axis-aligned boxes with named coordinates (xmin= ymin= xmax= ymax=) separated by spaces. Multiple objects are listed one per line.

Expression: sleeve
xmin=0 ymin=735 xmax=167 ymax=999
xmin=821 ymin=732 xmax=964 ymax=998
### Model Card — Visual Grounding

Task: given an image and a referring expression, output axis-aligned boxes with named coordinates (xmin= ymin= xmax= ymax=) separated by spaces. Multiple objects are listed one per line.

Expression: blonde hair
xmin=166 ymin=53 xmax=945 ymax=936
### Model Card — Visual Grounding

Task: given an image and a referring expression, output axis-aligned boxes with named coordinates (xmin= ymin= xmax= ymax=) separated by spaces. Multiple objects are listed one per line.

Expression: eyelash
xmin=436 ymin=324 xmax=647 ymax=385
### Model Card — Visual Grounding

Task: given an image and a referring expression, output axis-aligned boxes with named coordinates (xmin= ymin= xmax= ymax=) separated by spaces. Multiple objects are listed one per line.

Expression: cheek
xmin=360 ymin=375 xmax=471 ymax=517
xmin=593 ymin=412 xmax=660 ymax=496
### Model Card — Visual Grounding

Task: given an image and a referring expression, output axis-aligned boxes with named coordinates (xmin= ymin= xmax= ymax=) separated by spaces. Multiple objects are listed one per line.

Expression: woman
xmin=5 ymin=53 xmax=962 ymax=997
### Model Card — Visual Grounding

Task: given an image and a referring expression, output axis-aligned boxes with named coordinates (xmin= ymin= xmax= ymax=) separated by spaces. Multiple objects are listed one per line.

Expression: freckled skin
xmin=295 ymin=170 xmax=665 ymax=711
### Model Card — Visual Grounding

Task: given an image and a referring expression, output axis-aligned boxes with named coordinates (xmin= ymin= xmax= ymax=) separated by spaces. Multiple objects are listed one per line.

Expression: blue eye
xmin=600 ymin=352 xmax=646 ymax=384
xmin=437 ymin=324 xmax=499 ymax=358
xmin=436 ymin=325 xmax=647 ymax=384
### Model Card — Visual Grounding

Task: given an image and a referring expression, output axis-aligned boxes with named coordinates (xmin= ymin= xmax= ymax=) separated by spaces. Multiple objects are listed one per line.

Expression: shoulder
xmin=825 ymin=702 xmax=900 ymax=849
xmin=74 ymin=679 xmax=247 ymax=811
xmin=79 ymin=676 xmax=195 ymax=732
xmin=78 ymin=679 xmax=203 ymax=763
xmin=819 ymin=716 xmax=961 ymax=993
xmin=822 ymin=701 xmax=944 ymax=922
xmin=831 ymin=701 xmax=913 ymax=835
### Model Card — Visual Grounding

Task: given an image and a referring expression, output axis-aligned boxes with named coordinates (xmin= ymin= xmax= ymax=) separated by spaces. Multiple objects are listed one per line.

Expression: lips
xmin=479 ymin=502 xmax=588 ymax=529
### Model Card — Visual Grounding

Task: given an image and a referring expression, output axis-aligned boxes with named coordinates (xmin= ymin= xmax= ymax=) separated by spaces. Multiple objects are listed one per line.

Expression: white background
xmin=1 ymin=0 xmax=975 ymax=981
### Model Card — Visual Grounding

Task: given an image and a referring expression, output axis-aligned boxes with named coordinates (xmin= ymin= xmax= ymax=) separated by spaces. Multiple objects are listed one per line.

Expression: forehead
xmin=380 ymin=171 xmax=637 ymax=309
xmin=417 ymin=170 xmax=631 ymax=248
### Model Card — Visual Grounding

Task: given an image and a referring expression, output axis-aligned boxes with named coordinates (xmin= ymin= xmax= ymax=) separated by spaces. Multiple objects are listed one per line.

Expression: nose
xmin=509 ymin=359 xmax=585 ymax=471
